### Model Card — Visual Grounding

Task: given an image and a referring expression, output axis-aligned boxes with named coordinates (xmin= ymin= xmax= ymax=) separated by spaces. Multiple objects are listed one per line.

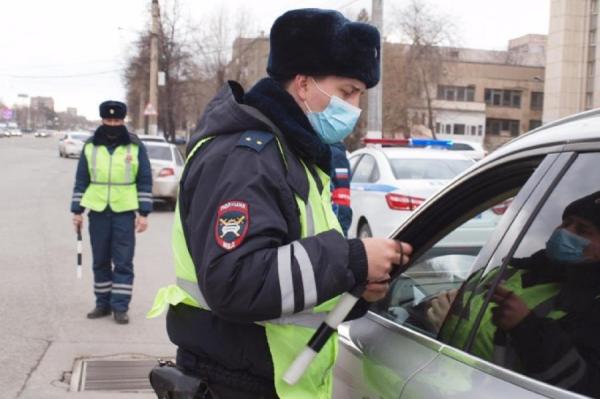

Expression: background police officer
xmin=149 ymin=9 xmax=412 ymax=398
xmin=71 ymin=100 xmax=152 ymax=324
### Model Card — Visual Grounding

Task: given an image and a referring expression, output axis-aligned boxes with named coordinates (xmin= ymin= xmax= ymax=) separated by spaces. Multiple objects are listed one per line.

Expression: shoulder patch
xmin=237 ymin=130 xmax=275 ymax=153
xmin=215 ymin=201 xmax=250 ymax=251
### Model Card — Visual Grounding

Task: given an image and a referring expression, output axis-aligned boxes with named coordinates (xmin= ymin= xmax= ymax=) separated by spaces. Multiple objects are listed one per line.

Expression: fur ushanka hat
xmin=267 ymin=8 xmax=381 ymax=88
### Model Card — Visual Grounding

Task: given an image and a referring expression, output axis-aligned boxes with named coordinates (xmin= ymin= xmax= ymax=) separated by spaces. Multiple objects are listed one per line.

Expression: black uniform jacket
xmin=508 ymin=250 xmax=600 ymax=397
xmin=167 ymin=78 xmax=369 ymax=381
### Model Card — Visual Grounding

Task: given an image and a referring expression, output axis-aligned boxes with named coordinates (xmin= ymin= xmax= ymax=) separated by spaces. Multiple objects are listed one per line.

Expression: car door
xmin=404 ymin=150 xmax=600 ymax=399
xmin=333 ymin=151 xmax=573 ymax=399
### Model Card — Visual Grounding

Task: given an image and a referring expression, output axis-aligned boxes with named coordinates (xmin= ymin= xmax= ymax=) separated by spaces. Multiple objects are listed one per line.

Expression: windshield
xmin=390 ymin=158 xmax=473 ymax=180
xmin=146 ymin=145 xmax=173 ymax=161
xmin=71 ymin=134 xmax=90 ymax=141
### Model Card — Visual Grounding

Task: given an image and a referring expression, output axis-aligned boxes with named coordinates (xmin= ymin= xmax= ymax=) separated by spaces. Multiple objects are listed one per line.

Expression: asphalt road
xmin=0 ymin=135 xmax=176 ymax=398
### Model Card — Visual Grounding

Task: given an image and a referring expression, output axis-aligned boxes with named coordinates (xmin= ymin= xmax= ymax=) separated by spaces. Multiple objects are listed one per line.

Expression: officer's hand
xmin=136 ymin=215 xmax=148 ymax=233
xmin=490 ymin=285 xmax=531 ymax=331
xmin=362 ymin=281 xmax=390 ymax=302
xmin=426 ymin=289 xmax=458 ymax=332
xmin=72 ymin=214 xmax=83 ymax=232
xmin=361 ymin=238 xmax=412 ymax=282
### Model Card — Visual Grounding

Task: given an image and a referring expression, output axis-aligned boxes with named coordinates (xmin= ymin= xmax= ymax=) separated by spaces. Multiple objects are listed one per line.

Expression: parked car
xmin=137 ymin=134 xmax=167 ymax=143
xmin=348 ymin=139 xmax=476 ymax=239
xmin=8 ymin=128 xmax=22 ymax=137
xmin=58 ymin=132 xmax=91 ymax=158
xmin=334 ymin=109 xmax=600 ymax=399
xmin=448 ymin=139 xmax=488 ymax=160
xmin=34 ymin=130 xmax=51 ymax=138
xmin=144 ymin=141 xmax=184 ymax=210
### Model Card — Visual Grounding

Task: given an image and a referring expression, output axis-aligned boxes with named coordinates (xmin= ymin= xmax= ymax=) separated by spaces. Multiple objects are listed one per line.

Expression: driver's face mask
xmin=545 ymin=227 xmax=591 ymax=264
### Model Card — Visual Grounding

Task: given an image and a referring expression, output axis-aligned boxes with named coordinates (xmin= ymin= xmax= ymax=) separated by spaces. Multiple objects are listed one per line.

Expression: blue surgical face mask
xmin=545 ymin=228 xmax=591 ymax=264
xmin=305 ymin=79 xmax=362 ymax=144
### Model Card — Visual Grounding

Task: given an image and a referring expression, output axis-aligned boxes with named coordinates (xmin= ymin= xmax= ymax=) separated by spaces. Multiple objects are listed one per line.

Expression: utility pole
xmin=148 ymin=0 xmax=160 ymax=136
xmin=367 ymin=0 xmax=383 ymax=139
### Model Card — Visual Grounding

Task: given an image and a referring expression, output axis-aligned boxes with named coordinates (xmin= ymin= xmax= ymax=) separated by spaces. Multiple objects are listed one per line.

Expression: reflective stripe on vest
xmin=80 ymin=143 xmax=139 ymax=212
xmin=148 ymin=134 xmax=343 ymax=398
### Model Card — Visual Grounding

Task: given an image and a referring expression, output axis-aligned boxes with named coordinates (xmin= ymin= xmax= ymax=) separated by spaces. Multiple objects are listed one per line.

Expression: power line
xmin=1 ymin=69 xmax=124 ymax=79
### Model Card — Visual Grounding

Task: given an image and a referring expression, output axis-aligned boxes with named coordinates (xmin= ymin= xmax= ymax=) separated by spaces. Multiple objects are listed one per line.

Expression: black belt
xmin=176 ymin=348 xmax=277 ymax=398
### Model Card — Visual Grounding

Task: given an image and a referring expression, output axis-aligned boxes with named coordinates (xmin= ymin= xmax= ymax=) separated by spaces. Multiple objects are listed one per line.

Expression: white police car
xmin=348 ymin=139 xmax=480 ymax=239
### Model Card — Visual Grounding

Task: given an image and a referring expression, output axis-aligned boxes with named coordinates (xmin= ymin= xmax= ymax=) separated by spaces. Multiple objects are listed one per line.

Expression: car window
xmin=146 ymin=145 xmax=173 ymax=161
xmin=451 ymin=143 xmax=474 ymax=151
xmin=370 ymin=155 xmax=550 ymax=341
xmin=389 ymin=158 xmax=473 ymax=179
xmin=450 ymin=153 xmax=600 ymax=397
xmin=71 ymin=134 xmax=90 ymax=141
xmin=351 ymin=154 xmax=378 ymax=183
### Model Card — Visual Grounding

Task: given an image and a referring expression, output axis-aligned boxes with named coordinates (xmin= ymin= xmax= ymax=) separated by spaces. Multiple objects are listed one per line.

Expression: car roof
xmin=137 ymin=134 xmax=166 ymax=141
xmin=352 ymin=146 xmax=473 ymax=160
xmin=143 ymin=141 xmax=174 ymax=148
xmin=482 ymin=109 xmax=600 ymax=165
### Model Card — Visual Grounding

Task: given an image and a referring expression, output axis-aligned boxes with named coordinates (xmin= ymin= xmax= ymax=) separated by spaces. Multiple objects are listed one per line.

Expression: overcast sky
xmin=0 ymin=0 xmax=550 ymax=120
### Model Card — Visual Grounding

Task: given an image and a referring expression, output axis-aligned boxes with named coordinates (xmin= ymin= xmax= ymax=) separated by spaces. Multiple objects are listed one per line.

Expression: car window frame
xmin=349 ymin=154 xmax=363 ymax=179
xmin=460 ymin=151 xmax=582 ymax=352
xmin=351 ymin=153 xmax=377 ymax=183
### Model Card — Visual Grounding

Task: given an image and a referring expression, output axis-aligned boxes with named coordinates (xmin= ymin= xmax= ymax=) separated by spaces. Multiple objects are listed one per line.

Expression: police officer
xmin=71 ymin=100 xmax=152 ymax=325
xmin=148 ymin=9 xmax=412 ymax=398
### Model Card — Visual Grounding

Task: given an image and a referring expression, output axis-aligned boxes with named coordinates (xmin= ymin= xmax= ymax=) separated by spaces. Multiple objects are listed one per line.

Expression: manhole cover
xmin=72 ymin=357 xmax=172 ymax=392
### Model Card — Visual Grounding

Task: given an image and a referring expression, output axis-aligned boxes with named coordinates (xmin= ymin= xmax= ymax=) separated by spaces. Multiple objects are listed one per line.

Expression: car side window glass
xmin=452 ymin=153 xmax=600 ymax=397
xmin=352 ymin=154 xmax=376 ymax=183
xmin=372 ymin=193 xmax=518 ymax=337
xmin=370 ymin=156 xmax=553 ymax=340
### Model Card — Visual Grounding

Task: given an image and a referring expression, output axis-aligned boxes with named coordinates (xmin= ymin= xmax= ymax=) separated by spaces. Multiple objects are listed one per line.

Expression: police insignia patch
xmin=215 ymin=201 xmax=250 ymax=251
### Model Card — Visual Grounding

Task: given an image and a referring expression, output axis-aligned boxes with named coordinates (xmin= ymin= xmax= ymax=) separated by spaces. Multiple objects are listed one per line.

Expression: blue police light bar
xmin=410 ymin=138 xmax=454 ymax=149
xmin=363 ymin=138 xmax=454 ymax=149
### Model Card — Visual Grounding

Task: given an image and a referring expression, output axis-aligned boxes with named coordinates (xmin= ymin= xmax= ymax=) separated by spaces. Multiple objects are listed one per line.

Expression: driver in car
xmin=428 ymin=191 xmax=600 ymax=397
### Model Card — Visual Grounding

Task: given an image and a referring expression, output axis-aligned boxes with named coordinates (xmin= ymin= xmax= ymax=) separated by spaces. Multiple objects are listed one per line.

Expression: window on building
xmin=466 ymin=86 xmax=475 ymax=101
xmin=453 ymin=124 xmax=466 ymax=135
xmin=478 ymin=125 xmax=483 ymax=136
xmin=591 ymin=30 xmax=597 ymax=47
xmin=485 ymin=89 xmax=522 ymax=108
xmin=445 ymin=124 xmax=452 ymax=134
xmin=437 ymin=85 xmax=476 ymax=102
xmin=589 ymin=61 xmax=596 ymax=78
xmin=486 ymin=118 xmax=520 ymax=137
xmin=529 ymin=120 xmax=542 ymax=130
xmin=593 ymin=0 xmax=598 ymax=14
xmin=530 ymin=92 xmax=544 ymax=110
xmin=470 ymin=126 xmax=477 ymax=135
xmin=435 ymin=122 xmax=441 ymax=134
xmin=586 ymin=92 xmax=594 ymax=110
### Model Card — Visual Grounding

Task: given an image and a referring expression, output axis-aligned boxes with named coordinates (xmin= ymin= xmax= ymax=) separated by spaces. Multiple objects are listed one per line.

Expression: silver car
xmin=334 ymin=110 xmax=600 ymax=398
xmin=144 ymin=141 xmax=184 ymax=210
xmin=58 ymin=132 xmax=91 ymax=158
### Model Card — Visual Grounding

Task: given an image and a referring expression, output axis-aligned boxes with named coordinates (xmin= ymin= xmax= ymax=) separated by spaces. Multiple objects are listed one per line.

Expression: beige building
xmin=544 ymin=0 xmax=598 ymax=123
xmin=226 ymin=35 xmax=545 ymax=150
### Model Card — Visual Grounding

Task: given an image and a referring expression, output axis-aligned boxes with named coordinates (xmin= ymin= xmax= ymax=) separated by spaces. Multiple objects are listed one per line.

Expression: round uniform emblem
xmin=215 ymin=201 xmax=250 ymax=251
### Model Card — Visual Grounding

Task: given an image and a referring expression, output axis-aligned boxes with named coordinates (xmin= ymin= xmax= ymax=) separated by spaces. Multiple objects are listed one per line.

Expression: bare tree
xmin=190 ymin=7 xmax=257 ymax=93
xmin=387 ymin=0 xmax=457 ymax=138
xmin=124 ymin=0 xmax=200 ymax=140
